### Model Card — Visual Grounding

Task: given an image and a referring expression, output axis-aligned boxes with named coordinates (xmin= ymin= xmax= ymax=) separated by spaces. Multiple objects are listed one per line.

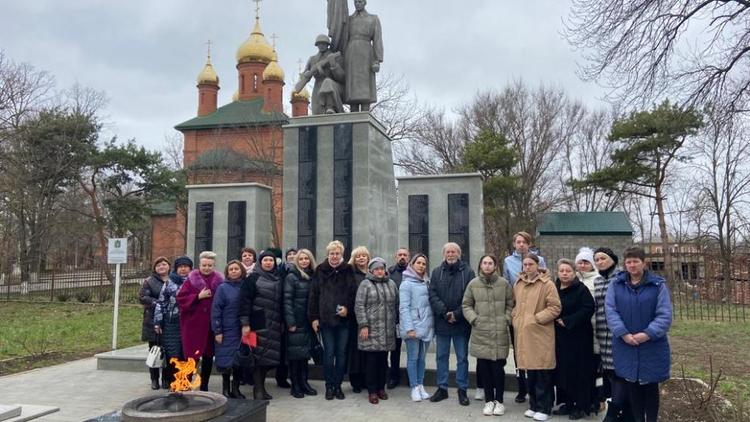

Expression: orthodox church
xmin=150 ymin=11 xmax=310 ymax=260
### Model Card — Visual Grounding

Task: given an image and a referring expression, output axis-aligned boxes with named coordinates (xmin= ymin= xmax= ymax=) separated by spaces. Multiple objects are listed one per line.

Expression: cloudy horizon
xmin=1 ymin=0 xmax=608 ymax=151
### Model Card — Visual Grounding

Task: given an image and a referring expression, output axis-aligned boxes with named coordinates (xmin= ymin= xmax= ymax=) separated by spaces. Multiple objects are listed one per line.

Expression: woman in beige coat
xmin=462 ymin=254 xmax=514 ymax=416
xmin=512 ymin=253 xmax=561 ymax=421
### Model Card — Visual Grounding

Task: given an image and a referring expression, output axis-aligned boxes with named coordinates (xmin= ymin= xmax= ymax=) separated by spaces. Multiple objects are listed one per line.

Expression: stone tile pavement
xmin=0 ymin=357 xmax=601 ymax=421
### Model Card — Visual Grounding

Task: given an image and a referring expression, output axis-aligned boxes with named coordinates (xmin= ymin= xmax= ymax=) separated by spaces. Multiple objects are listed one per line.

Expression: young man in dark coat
xmin=385 ymin=247 xmax=409 ymax=389
xmin=309 ymin=240 xmax=358 ymax=400
xmin=428 ymin=242 xmax=476 ymax=406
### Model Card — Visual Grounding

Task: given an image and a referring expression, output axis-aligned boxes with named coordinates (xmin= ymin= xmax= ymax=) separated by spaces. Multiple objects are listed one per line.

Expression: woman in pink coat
xmin=177 ymin=250 xmax=223 ymax=391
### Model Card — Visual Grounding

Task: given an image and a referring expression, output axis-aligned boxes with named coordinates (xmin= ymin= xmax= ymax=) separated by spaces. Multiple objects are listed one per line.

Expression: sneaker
xmin=493 ymin=402 xmax=505 ymax=416
xmin=483 ymin=401 xmax=495 ymax=416
xmin=418 ymin=384 xmax=430 ymax=400
xmin=524 ymin=409 xmax=536 ymax=418
xmin=533 ymin=412 xmax=549 ymax=421
xmin=475 ymin=389 xmax=485 ymax=401
xmin=411 ymin=387 xmax=422 ymax=402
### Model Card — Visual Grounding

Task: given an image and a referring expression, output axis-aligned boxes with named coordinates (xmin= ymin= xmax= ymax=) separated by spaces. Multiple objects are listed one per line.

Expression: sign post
xmin=108 ymin=238 xmax=128 ymax=350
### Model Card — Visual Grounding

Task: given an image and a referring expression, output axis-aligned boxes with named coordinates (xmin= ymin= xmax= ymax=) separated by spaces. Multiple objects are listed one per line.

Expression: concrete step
xmin=96 ymin=344 xmax=522 ymax=391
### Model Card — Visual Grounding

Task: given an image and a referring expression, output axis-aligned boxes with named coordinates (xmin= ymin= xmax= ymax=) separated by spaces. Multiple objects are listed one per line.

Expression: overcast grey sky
xmin=0 ymin=0 xmax=607 ymax=150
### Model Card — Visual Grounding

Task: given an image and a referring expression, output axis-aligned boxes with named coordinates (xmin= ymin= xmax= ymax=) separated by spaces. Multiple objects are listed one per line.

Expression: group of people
xmin=139 ymin=232 xmax=672 ymax=422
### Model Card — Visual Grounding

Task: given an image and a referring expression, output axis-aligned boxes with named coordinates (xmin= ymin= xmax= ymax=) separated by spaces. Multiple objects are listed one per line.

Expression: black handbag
xmin=234 ymin=343 xmax=255 ymax=369
xmin=310 ymin=332 xmax=324 ymax=366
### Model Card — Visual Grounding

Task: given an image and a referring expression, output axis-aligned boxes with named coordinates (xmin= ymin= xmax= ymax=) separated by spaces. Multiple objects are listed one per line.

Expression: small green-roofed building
xmin=536 ymin=212 xmax=634 ymax=267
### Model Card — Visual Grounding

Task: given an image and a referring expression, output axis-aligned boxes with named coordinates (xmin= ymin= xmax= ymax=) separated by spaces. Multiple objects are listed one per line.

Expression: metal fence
xmin=0 ymin=262 xmax=150 ymax=305
xmin=535 ymin=247 xmax=749 ymax=323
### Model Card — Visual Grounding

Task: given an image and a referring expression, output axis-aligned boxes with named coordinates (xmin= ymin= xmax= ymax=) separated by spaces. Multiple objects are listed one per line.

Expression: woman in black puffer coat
xmin=139 ymin=256 xmax=171 ymax=390
xmin=240 ymin=250 xmax=284 ymax=400
xmin=283 ymin=249 xmax=319 ymax=398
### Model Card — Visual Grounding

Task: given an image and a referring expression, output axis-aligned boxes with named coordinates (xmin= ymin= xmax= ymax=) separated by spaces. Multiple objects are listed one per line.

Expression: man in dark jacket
xmin=428 ymin=242 xmax=475 ymax=406
xmin=309 ymin=240 xmax=358 ymax=400
xmin=386 ymin=247 xmax=409 ymax=389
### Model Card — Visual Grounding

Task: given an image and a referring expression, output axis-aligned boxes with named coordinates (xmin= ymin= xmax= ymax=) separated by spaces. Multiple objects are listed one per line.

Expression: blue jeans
xmin=405 ymin=338 xmax=429 ymax=388
xmin=320 ymin=324 xmax=348 ymax=388
xmin=435 ymin=333 xmax=469 ymax=390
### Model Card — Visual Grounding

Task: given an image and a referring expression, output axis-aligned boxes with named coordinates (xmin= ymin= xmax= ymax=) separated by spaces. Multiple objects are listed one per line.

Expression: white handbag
xmin=145 ymin=344 xmax=164 ymax=368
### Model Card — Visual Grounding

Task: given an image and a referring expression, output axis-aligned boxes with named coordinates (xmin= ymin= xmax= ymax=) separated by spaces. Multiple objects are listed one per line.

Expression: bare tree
xmin=565 ymin=0 xmax=750 ymax=114
xmin=0 ymin=51 xmax=55 ymax=131
xmin=163 ymin=132 xmax=184 ymax=170
xmin=457 ymin=81 xmax=585 ymax=233
xmin=558 ymin=107 xmax=628 ymax=211
xmin=371 ymin=71 xmax=425 ymax=142
xmin=393 ymin=108 xmax=463 ymax=175
xmin=691 ymin=110 xmax=750 ymax=288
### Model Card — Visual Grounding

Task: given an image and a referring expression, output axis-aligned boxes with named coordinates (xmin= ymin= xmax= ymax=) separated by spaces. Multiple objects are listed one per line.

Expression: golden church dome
xmin=196 ymin=59 xmax=219 ymax=85
xmin=236 ymin=19 xmax=274 ymax=64
xmin=291 ymin=86 xmax=310 ymax=102
xmin=263 ymin=51 xmax=285 ymax=82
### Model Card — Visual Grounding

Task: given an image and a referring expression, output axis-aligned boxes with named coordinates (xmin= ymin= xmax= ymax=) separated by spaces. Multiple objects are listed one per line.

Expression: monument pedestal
xmin=283 ymin=112 xmax=397 ymax=260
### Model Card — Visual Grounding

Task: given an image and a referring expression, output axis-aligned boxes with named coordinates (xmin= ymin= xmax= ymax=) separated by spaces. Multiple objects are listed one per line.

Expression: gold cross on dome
xmin=270 ymin=33 xmax=279 ymax=48
xmin=297 ymin=58 xmax=304 ymax=73
xmin=253 ymin=0 xmax=262 ymax=19
xmin=205 ymin=39 xmax=213 ymax=61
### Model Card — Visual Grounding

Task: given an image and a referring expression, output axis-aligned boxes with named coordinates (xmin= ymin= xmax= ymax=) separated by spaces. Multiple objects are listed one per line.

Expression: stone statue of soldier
xmin=343 ymin=0 xmax=383 ymax=112
xmin=294 ymin=35 xmax=346 ymax=114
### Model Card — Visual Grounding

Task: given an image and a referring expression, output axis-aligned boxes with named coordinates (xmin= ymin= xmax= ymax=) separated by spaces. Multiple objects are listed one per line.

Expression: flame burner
xmin=121 ymin=391 xmax=227 ymax=422
xmin=163 ymin=393 xmax=189 ymax=413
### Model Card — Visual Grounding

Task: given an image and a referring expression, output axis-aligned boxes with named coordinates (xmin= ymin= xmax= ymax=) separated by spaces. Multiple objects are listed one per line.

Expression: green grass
xmin=670 ymin=319 xmax=750 ymax=406
xmin=0 ymin=302 xmax=143 ymax=375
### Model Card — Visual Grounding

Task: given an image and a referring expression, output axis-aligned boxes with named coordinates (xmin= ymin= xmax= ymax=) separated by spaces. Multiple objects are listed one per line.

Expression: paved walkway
xmin=0 ymin=357 xmax=602 ymax=422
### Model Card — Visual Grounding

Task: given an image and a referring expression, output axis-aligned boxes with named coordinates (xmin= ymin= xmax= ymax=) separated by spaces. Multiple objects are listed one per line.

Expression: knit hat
xmin=285 ymin=248 xmax=298 ymax=259
xmin=594 ymin=247 xmax=619 ymax=266
xmin=368 ymin=257 xmax=387 ymax=272
xmin=575 ymin=247 xmax=595 ymax=265
xmin=173 ymin=256 xmax=193 ymax=271
xmin=258 ymin=250 xmax=278 ymax=271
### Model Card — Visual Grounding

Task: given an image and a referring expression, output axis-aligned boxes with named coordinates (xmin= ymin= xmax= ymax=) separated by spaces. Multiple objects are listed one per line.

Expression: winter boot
xmin=289 ymin=361 xmax=304 ymax=399
xmin=221 ymin=373 xmax=232 ymax=398
xmin=199 ymin=358 xmax=213 ymax=392
xmin=231 ymin=369 xmax=246 ymax=399
xmin=149 ymin=368 xmax=160 ymax=390
xmin=253 ymin=367 xmax=272 ymax=400
xmin=300 ymin=362 xmax=317 ymax=395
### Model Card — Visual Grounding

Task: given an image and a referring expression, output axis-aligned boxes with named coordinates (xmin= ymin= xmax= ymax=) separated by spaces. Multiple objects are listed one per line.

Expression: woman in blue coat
xmin=212 ymin=260 xmax=246 ymax=399
xmin=605 ymin=247 xmax=672 ymax=422
xmin=398 ymin=253 xmax=434 ymax=402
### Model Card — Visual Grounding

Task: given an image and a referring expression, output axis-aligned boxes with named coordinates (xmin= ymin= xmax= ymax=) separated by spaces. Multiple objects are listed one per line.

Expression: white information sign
xmin=107 ymin=238 xmax=128 ymax=264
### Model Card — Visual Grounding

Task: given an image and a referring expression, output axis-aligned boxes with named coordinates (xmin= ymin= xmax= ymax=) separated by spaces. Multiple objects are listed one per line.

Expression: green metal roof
xmin=175 ymin=98 xmax=288 ymax=131
xmin=150 ymin=201 xmax=176 ymax=216
xmin=189 ymin=148 xmax=280 ymax=174
xmin=537 ymin=212 xmax=633 ymax=235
